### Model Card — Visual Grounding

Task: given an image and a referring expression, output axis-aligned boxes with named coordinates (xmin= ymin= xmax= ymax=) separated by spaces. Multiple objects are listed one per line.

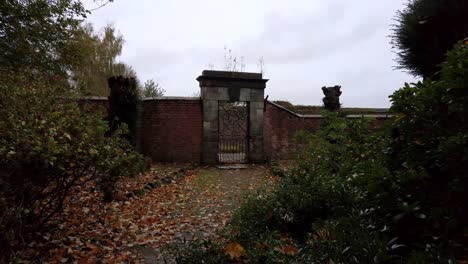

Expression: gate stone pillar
xmin=197 ymin=70 xmax=268 ymax=164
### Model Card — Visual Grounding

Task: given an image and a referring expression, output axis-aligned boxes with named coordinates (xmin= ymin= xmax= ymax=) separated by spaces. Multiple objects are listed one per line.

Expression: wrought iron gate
xmin=218 ymin=101 xmax=249 ymax=163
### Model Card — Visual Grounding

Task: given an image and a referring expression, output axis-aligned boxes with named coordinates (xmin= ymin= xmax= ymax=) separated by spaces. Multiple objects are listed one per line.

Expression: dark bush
xmin=386 ymin=41 xmax=468 ymax=259
xmin=391 ymin=0 xmax=468 ymax=79
xmin=0 ymin=83 xmax=149 ymax=260
xmin=107 ymin=76 xmax=140 ymax=146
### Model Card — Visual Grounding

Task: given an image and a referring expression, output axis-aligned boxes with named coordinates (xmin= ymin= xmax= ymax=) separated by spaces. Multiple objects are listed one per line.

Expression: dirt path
xmin=20 ymin=164 xmax=274 ymax=263
xmin=137 ymin=165 xmax=274 ymax=263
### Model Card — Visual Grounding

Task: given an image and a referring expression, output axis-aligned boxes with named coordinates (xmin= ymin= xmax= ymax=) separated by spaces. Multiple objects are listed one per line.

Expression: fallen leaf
xmin=224 ymin=242 xmax=245 ymax=260
xmin=277 ymin=244 xmax=299 ymax=256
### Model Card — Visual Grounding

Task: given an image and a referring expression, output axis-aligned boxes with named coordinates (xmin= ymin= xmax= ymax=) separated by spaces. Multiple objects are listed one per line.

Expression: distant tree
xmin=114 ymin=63 xmax=137 ymax=78
xmin=70 ymin=23 xmax=106 ymax=94
xmin=141 ymin=79 xmax=165 ymax=98
xmin=0 ymin=0 xmax=87 ymax=85
xmin=71 ymin=23 xmax=137 ymax=96
xmin=98 ymin=25 xmax=124 ymax=75
xmin=391 ymin=0 xmax=468 ymax=79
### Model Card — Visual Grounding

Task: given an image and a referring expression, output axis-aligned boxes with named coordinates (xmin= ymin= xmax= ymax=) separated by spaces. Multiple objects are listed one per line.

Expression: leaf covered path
xmin=22 ymin=164 xmax=274 ymax=263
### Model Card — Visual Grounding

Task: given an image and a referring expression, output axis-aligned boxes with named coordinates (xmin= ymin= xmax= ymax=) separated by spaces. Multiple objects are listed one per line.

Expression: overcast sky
xmin=83 ymin=0 xmax=419 ymax=108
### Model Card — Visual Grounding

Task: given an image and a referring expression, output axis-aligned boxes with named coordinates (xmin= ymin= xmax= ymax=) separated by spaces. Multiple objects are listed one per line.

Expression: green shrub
xmin=227 ymin=189 xmax=281 ymax=245
xmin=270 ymin=162 xmax=287 ymax=177
xmin=163 ymin=239 xmax=228 ymax=264
xmin=0 ymin=84 xmax=149 ymax=260
xmin=302 ymin=215 xmax=394 ymax=264
xmin=385 ymin=41 xmax=468 ymax=259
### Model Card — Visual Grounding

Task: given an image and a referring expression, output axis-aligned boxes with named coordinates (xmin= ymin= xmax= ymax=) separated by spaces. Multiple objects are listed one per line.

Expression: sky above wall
xmin=83 ymin=0 xmax=419 ymax=107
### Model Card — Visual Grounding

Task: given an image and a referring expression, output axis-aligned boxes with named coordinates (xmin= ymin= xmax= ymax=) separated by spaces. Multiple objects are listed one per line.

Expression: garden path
xmin=22 ymin=164 xmax=274 ymax=263
xmin=138 ymin=165 xmax=274 ymax=263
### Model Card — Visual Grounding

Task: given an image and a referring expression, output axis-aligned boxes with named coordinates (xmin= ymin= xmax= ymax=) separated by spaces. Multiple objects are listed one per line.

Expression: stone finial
xmin=322 ymin=85 xmax=342 ymax=111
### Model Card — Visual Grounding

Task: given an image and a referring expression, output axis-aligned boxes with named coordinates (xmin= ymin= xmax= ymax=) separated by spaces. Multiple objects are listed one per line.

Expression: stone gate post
xmin=196 ymin=70 xmax=268 ymax=164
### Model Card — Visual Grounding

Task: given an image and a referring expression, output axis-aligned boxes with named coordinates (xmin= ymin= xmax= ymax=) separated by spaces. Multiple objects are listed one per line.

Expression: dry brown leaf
xmin=224 ymin=242 xmax=245 ymax=260
xmin=277 ymin=244 xmax=299 ymax=256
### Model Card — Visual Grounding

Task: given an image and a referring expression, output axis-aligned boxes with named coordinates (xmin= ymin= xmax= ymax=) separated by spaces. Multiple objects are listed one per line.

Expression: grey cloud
xmin=85 ymin=0 xmax=418 ymax=107
xmin=240 ymin=9 xmax=386 ymax=65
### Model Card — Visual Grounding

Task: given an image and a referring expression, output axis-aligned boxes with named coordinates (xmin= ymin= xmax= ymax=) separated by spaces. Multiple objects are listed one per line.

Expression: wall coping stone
xmin=78 ymin=97 xmax=391 ymax=117
xmin=267 ymin=101 xmax=393 ymax=119
xmin=79 ymin=96 xmax=201 ymax=101
xmin=201 ymin=70 xmax=263 ymax=79
xmin=197 ymin=71 xmax=268 ymax=89
xmin=142 ymin=96 xmax=201 ymax=101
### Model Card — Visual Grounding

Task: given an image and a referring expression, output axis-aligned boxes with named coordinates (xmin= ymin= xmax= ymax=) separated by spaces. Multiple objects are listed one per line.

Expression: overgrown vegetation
xmin=164 ymin=41 xmax=468 ymax=263
xmin=0 ymin=2 xmax=156 ymax=261
xmin=0 ymin=81 xmax=149 ymax=261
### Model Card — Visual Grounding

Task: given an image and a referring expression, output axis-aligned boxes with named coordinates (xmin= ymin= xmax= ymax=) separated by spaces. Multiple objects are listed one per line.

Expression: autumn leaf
xmin=84 ymin=243 xmax=100 ymax=254
xmin=224 ymin=242 xmax=245 ymax=260
xmin=312 ymin=228 xmax=331 ymax=241
xmin=276 ymin=244 xmax=299 ymax=256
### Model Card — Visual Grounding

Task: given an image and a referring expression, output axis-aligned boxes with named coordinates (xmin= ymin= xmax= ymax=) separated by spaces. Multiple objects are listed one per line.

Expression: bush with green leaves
xmin=0 ymin=83 xmax=149 ymax=260
xmin=386 ymin=41 xmax=468 ymax=259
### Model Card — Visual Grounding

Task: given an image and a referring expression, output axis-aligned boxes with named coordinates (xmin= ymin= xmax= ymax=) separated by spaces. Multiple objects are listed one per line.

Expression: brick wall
xmin=78 ymin=97 xmax=389 ymax=164
xmin=140 ymin=98 xmax=202 ymax=163
xmin=263 ymin=101 xmax=391 ymax=161
xmin=264 ymin=101 xmax=323 ymax=161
